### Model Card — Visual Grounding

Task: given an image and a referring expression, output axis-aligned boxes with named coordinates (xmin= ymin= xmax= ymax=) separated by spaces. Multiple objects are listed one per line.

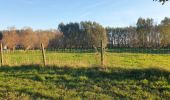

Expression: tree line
xmin=0 ymin=17 xmax=170 ymax=50
xmin=0 ymin=27 xmax=62 ymax=50
xmin=106 ymin=17 xmax=170 ymax=48
xmin=0 ymin=21 xmax=107 ymax=50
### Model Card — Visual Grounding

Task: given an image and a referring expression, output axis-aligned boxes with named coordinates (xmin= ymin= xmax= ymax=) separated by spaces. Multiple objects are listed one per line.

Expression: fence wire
xmin=0 ymin=44 xmax=170 ymax=68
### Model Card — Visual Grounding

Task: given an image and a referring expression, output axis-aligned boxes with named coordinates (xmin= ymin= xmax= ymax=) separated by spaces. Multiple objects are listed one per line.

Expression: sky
xmin=0 ymin=0 xmax=170 ymax=30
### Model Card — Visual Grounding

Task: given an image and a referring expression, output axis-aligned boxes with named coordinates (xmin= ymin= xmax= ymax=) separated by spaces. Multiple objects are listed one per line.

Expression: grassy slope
xmin=0 ymin=65 xmax=170 ymax=99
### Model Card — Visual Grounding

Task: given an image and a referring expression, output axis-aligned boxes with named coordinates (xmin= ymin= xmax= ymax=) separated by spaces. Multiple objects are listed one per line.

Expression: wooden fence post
xmin=41 ymin=43 xmax=46 ymax=66
xmin=101 ymin=40 xmax=104 ymax=66
xmin=0 ymin=43 xmax=3 ymax=67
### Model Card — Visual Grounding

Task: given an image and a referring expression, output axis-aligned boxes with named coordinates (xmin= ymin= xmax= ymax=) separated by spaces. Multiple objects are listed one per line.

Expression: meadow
xmin=2 ymin=49 xmax=170 ymax=69
xmin=0 ymin=49 xmax=170 ymax=99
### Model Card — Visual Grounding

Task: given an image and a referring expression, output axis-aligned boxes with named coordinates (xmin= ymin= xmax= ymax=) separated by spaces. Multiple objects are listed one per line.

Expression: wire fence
xmin=0 ymin=41 xmax=170 ymax=68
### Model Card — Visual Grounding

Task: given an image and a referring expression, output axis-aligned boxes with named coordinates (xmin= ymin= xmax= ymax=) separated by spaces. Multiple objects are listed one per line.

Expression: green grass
xmin=0 ymin=49 xmax=170 ymax=99
xmin=0 ymin=65 xmax=170 ymax=99
xmin=2 ymin=50 xmax=170 ymax=70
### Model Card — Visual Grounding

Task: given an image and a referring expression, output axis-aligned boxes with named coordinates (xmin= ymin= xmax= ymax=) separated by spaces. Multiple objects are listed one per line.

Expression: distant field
xmin=0 ymin=49 xmax=170 ymax=99
xmin=2 ymin=49 xmax=170 ymax=70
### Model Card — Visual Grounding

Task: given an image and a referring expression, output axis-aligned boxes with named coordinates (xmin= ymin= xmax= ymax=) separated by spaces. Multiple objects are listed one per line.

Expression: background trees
xmin=3 ymin=27 xmax=19 ymax=50
xmin=159 ymin=17 xmax=170 ymax=47
xmin=20 ymin=27 xmax=37 ymax=50
xmin=1 ymin=27 xmax=61 ymax=50
xmin=58 ymin=21 xmax=107 ymax=48
xmin=136 ymin=18 xmax=155 ymax=48
xmin=80 ymin=21 xmax=107 ymax=48
xmin=106 ymin=17 xmax=168 ymax=48
xmin=36 ymin=30 xmax=59 ymax=48
xmin=1 ymin=17 xmax=170 ymax=50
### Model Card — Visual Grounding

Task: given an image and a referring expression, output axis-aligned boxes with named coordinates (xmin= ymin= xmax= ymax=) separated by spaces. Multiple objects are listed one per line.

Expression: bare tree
xmin=20 ymin=27 xmax=37 ymax=50
xmin=36 ymin=30 xmax=58 ymax=48
xmin=3 ymin=27 xmax=19 ymax=50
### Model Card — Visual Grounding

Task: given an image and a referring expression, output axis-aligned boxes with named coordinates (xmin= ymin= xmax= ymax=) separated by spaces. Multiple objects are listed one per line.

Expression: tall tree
xmin=80 ymin=21 xmax=108 ymax=48
xmin=159 ymin=17 xmax=170 ymax=47
xmin=136 ymin=18 xmax=148 ymax=47
xmin=58 ymin=21 xmax=108 ymax=48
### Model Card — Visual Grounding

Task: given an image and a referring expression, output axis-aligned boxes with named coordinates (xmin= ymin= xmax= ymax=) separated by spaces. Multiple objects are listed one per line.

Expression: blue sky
xmin=0 ymin=0 xmax=170 ymax=30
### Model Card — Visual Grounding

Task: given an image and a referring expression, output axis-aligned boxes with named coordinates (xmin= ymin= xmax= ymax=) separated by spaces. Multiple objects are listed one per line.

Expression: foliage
xmin=106 ymin=17 xmax=170 ymax=48
xmin=159 ymin=17 xmax=170 ymax=47
xmin=0 ymin=31 xmax=3 ymax=40
xmin=58 ymin=21 xmax=107 ymax=48
xmin=154 ymin=0 xmax=168 ymax=4
xmin=1 ymin=17 xmax=170 ymax=49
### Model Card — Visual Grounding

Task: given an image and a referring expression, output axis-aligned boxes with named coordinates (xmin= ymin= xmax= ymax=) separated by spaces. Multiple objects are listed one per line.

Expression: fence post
xmin=0 ymin=43 xmax=4 ymax=67
xmin=41 ymin=43 xmax=46 ymax=66
xmin=0 ymin=43 xmax=3 ymax=67
xmin=101 ymin=40 xmax=104 ymax=66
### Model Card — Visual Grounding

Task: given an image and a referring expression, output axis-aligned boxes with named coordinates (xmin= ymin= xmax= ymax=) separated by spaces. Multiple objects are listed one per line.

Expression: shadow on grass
xmin=0 ymin=65 xmax=170 ymax=99
xmin=0 ymin=65 xmax=169 ymax=80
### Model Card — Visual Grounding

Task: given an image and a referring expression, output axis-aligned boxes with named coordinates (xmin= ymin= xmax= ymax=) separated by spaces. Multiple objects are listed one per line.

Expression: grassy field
xmin=1 ymin=50 xmax=170 ymax=69
xmin=0 ymin=65 xmax=170 ymax=99
xmin=0 ymin=50 xmax=170 ymax=99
